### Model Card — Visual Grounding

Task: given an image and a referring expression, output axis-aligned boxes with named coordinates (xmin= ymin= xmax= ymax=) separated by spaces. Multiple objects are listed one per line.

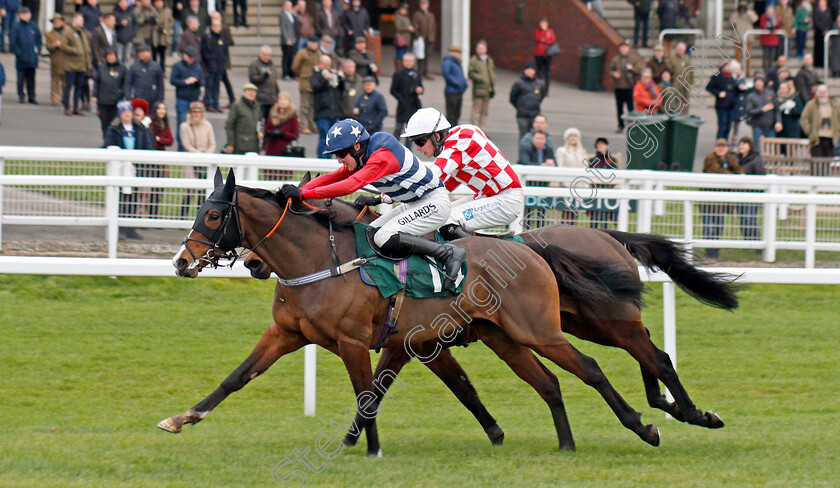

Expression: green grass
xmin=1 ymin=276 xmax=839 ymax=487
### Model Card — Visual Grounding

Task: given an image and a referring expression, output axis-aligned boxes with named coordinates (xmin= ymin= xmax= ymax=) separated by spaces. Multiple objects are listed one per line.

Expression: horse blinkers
xmin=174 ymin=169 xmax=243 ymax=276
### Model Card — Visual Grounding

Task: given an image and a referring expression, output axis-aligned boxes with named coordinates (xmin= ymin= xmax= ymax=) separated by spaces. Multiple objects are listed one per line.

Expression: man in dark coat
xmin=278 ymin=0 xmax=299 ymax=79
xmin=630 ymin=0 xmax=652 ymax=47
xmin=390 ymin=52 xmax=423 ymax=142
xmin=124 ymin=44 xmax=164 ymax=109
xmin=354 ymin=75 xmax=386 ymax=133
xmin=113 ymin=0 xmax=136 ymax=65
xmin=646 ymin=45 xmax=668 ymax=82
xmin=706 ymin=61 xmax=739 ymax=140
xmin=177 ymin=15 xmax=201 ymax=65
xmin=248 ymin=45 xmax=280 ymax=120
xmin=200 ymin=18 xmax=228 ymax=112
xmin=10 ymin=7 xmax=40 ymax=104
xmin=348 ymin=36 xmax=378 ymax=79
xmin=309 ymin=54 xmax=345 ymax=158
xmin=90 ymin=13 xmax=117 ymax=67
xmin=509 ymin=62 xmax=545 ymax=138
xmin=314 ymin=0 xmax=342 ymax=49
xmin=340 ymin=0 xmax=369 ymax=57
xmin=442 ymin=45 xmax=467 ymax=125
xmin=93 ymin=49 xmax=126 ymax=136
xmin=170 ymin=45 xmax=205 ymax=150
xmin=794 ymin=54 xmax=820 ymax=105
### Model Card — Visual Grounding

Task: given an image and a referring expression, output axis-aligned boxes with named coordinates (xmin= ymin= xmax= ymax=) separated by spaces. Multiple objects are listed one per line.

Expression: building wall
xmin=470 ymin=0 xmax=624 ymax=89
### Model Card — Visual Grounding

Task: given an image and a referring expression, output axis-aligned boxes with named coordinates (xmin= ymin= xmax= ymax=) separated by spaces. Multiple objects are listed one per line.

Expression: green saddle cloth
xmin=353 ymin=222 xmax=467 ymax=298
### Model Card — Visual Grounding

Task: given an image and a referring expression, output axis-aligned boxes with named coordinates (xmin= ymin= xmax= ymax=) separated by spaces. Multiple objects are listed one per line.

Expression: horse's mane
xmin=236 ymin=186 xmax=358 ymax=231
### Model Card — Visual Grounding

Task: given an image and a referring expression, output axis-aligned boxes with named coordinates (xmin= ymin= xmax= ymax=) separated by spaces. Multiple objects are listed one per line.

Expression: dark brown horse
xmin=339 ymin=223 xmax=739 ymax=451
xmin=159 ymin=170 xmax=661 ymax=453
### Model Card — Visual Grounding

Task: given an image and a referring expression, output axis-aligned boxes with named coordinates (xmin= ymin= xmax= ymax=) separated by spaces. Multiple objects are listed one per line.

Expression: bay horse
xmin=159 ymin=169 xmax=661 ymax=453
xmin=339 ymin=223 xmax=738 ymax=451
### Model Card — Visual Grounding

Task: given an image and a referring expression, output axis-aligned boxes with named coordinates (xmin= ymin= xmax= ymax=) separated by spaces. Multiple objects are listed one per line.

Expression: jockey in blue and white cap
xmin=280 ymin=119 xmax=466 ymax=289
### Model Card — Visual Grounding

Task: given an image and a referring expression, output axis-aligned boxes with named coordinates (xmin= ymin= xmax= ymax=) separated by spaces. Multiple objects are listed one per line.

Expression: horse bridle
xmin=182 ymin=190 xmax=335 ymax=272
xmin=182 ymin=190 xmax=245 ymax=271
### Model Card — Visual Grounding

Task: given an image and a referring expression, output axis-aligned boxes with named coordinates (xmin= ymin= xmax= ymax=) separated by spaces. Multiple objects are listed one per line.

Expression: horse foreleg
xmin=337 ymin=339 xmax=382 ymax=457
xmin=157 ymin=323 xmax=308 ymax=434
xmin=476 ymin=325 xmax=576 ymax=451
xmin=342 ymin=346 xmax=413 ymax=448
xmin=343 ymin=345 xmax=504 ymax=448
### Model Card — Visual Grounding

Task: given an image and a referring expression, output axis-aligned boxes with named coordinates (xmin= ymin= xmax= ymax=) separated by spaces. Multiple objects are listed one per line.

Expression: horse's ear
xmin=214 ymin=167 xmax=223 ymax=187
xmin=299 ymin=171 xmax=312 ymax=187
xmin=223 ymin=168 xmax=236 ymax=197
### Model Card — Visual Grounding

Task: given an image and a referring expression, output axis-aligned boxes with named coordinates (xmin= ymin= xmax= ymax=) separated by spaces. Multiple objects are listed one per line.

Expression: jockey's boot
xmin=384 ymin=232 xmax=467 ymax=290
xmin=438 ymin=224 xmax=472 ymax=241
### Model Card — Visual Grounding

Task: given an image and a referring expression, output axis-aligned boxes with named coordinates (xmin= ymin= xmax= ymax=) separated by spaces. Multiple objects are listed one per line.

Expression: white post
xmin=303 ymin=344 xmax=317 ymax=417
xmin=654 ymin=181 xmax=665 ymax=216
xmin=638 ymin=177 xmax=654 ymax=232
xmin=460 ymin=0 xmax=471 ymax=74
xmin=662 ymin=281 xmax=677 ymax=411
xmin=683 ymin=199 xmax=693 ymax=259
xmin=106 ymin=156 xmax=120 ymax=259
xmin=715 ymin=0 xmax=723 ymax=44
xmin=617 ymin=179 xmax=630 ymax=231
xmin=763 ymin=177 xmax=778 ymax=263
xmin=805 ymin=197 xmax=817 ymax=269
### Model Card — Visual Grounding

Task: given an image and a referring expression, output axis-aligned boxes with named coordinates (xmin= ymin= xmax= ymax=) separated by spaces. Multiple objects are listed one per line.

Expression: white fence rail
xmin=2 ymin=146 xmax=840 ymax=267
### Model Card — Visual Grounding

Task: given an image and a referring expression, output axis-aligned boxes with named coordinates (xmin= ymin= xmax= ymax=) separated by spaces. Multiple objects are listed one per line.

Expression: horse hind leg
xmin=629 ymin=326 xmax=724 ymax=429
xmin=530 ymin=340 xmax=660 ymax=447
xmin=157 ymin=323 xmax=308 ymax=433
xmin=476 ymin=325 xmax=576 ymax=451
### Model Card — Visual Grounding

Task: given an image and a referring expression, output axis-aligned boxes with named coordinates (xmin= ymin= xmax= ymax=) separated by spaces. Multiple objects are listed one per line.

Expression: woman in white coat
xmin=553 ymin=127 xmax=588 ymax=224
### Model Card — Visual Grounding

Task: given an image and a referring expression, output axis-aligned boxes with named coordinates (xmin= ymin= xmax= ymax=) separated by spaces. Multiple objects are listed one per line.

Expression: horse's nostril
xmin=176 ymin=258 xmax=188 ymax=271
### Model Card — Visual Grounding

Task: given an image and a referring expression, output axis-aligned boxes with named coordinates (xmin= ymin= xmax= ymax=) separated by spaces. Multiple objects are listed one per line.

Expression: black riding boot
xmin=438 ymin=224 xmax=472 ymax=241
xmin=383 ymin=232 xmax=467 ymax=289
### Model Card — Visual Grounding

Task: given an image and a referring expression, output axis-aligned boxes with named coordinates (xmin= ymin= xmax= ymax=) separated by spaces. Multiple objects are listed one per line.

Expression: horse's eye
xmin=209 ymin=213 xmax=221 ymax=221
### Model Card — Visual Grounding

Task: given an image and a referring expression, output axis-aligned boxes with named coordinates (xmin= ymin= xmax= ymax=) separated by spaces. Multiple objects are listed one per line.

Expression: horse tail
xmin=522 ymin=242 xmax=645 ymax=310
xmin=599 ymin=229 xmax=741 ymax=311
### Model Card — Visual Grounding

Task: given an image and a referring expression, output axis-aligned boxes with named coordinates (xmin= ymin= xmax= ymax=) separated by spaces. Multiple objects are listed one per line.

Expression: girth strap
xmin=275 ymin=257 xmax=376 ymax=287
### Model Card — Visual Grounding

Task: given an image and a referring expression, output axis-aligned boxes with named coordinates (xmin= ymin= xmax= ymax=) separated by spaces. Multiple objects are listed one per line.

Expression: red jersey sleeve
xmin=300 ymin=151 xmax=401 ymax=200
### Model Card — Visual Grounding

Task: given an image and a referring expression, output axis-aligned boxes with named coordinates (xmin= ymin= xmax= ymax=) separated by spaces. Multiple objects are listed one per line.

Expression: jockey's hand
xmin=354 ymin=195 xmax=382 ymax=208
xmin=281 ymin=185 xmax=303 ymax=201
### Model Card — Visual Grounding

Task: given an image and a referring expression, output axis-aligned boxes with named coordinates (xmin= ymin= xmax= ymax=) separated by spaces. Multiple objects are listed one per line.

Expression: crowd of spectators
xmin=3 ymin=0 xmax=839 ymax=246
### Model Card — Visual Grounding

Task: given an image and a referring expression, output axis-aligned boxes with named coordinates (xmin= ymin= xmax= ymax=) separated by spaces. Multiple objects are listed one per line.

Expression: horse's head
xmin=173 ymin=168 xmax=242 ymax=277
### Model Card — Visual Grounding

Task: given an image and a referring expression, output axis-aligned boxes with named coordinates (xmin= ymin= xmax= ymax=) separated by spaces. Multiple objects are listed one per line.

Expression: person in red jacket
xmin=264 ymin=92 xmax=300 ymax=157
xmin=760 ymin=5 xmax=781 ymax=72
xmin=633 ymin=68 xmax=661 ymax=113
xmin=263 ymin=92 xmax=300 ymax=181
xmin=533 ymin=17 xmax=556 ymax=95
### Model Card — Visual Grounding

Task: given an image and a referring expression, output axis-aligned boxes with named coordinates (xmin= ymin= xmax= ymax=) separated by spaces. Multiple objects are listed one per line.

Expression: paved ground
xmin=0 ymin=46 xmax=728 ymax=254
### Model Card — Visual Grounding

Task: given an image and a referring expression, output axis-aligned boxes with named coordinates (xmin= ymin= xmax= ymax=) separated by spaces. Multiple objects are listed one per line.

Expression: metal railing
xmin=825 ymin=29 xmax=840 ymax=79
xmin=658 ymin=28 xmax=705 ymax=46
xmin=743 ymin=29 xmax=789 ymax=75
xmin=2 ymin=146 xmax=840 ymax=267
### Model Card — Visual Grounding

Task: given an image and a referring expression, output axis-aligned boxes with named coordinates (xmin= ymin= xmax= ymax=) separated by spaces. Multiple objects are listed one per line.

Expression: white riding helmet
xmin=400 ymin=107 xmax=452 ymax=139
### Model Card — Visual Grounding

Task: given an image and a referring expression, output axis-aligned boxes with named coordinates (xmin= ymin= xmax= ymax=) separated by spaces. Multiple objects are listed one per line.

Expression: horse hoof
xmin=644 ymin=424 xmax=660 ymax=447
xmin=341 ymin=435 xmax=359 ymax=447
xmin=485 ymin=424 xmax=505 ymax=445
xmin=706 ymin=411 xmax=725 ymax=429
xmin=366 ymin=448 xmax=383 ymax=458
xmin=157 ymin=417 xmax=182 ymax=434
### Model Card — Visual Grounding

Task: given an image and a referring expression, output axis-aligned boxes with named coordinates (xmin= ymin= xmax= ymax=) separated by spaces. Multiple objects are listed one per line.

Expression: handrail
xmin=825 ymin=29 xmax=840 ymax=79
xmin=743 ymin=29 xmax=789 ymax=74
xmin=658 ymin=28 xmax=705 ymax=45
